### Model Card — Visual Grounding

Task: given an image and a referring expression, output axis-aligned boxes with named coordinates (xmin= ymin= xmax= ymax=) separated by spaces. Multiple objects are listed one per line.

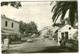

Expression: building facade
xmin=57 ymin=24 xmax=78 ymax=45
xmin=1 ymin=15 xmax=21 ymax=43
xmin=53 ymin=18 xmax=78 ymax=45
xmin=1 ymin=15 xmax=19 ymax=33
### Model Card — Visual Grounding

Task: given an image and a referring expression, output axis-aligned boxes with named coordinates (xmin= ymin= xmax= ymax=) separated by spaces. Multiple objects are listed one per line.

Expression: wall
xmin=1 ymin=17 xmax=19 ymax=32
xmin=57 ymin=25 xmax=77 ymax=45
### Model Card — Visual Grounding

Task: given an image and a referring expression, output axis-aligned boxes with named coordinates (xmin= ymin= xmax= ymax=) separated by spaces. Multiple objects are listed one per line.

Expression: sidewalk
xmin=8 ymin=43 xmax=22 ymax=50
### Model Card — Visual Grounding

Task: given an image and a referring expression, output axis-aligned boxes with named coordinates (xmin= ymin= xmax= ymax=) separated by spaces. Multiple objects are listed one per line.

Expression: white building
xmin=57 ymin=24 xmax=78 ymax=45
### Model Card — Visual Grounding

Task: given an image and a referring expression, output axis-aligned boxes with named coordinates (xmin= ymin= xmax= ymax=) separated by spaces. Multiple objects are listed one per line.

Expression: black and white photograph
xmin=1 ymin=0 xmax=78 ymax=54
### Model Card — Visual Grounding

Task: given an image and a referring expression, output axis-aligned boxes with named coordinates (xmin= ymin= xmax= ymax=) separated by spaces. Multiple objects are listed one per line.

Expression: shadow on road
xmin=2 ymin=46 xmax=78 ymax=53
xmin=29 ymin=46 xmax=78 ymax=53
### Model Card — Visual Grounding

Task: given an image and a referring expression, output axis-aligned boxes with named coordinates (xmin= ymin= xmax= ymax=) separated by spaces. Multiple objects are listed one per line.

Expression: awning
xmin=1 ymin=30 xmax=5 ymax=33
xmin=1 ymin=30 xmax=20 ymax=35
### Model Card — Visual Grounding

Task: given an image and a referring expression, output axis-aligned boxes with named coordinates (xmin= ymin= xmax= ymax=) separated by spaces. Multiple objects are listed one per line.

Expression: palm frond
xmin=51 ymin=1 xmax=78 ymax=26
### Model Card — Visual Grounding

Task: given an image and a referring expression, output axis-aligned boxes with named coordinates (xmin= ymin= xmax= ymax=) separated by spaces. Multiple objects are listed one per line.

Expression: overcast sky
xmin=1 ymin=2 xmax=69 ymax=30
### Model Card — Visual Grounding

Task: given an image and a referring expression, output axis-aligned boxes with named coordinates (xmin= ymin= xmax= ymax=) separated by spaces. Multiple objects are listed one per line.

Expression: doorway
xmin=61 ymin=32 xmax=65 ymax=39
xmin=65 ymin=32 xmax=68 ymax=41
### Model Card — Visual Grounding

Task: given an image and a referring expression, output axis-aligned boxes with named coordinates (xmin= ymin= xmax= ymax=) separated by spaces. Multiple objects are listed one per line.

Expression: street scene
xmin=1 ymin=1 xmax=78 ymax=54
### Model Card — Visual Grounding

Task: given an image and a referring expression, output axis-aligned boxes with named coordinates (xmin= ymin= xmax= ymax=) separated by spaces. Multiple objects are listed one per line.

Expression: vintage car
xmin=27 ymin=38 xmax=33 ymax=42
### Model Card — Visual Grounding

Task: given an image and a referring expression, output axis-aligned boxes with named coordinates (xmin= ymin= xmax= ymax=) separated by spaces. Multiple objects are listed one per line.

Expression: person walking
xmin=60 ymin=37 xmax=66 ymax=47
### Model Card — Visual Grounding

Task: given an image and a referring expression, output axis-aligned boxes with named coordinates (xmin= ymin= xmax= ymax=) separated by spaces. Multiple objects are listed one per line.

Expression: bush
xmin=66 ymin=39 xmax=78 ymax=51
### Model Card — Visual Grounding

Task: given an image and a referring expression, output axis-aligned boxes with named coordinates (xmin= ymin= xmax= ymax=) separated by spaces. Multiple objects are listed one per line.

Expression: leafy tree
xmin=19 ymin=21 xmax=24 ymax=34
xmin=19 ymin=21 xmax=27 ymax=34
xmin=25 ymin=21 xmax=38 ymax=35
xmin=1 ymin=1 xmax=21 ymax=8
xmin=51 ymin=1 xmax=78 ymax=27
xmin=19 ymin=21 xmax=38 ymax=36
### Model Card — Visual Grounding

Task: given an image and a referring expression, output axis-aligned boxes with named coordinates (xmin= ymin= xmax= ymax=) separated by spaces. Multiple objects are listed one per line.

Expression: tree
xmin=1 ymin=1 xmax=22 ymax=8
xmin=25 ymin=21 xmax=38 ymax=35
xmin=19 ymin=21 xmax=27 ymax=34
xmin=19 ymin=21 xmax=38 ymax=36
xmin=51 ymin=1 xmax=78 ymax=27
xmin=19 ymin=21 xmax=24 ymax=34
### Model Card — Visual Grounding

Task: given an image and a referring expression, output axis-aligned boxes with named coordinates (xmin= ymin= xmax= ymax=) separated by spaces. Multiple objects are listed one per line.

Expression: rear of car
xmin=27 ymin=38 xmax=33 ymax=42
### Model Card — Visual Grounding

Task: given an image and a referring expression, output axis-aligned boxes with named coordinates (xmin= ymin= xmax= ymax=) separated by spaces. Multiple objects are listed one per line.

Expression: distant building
xmin=1 ymin=15 xmax=21 ymax=43
xmin=40 ymin=26 xmax=59 ymax=40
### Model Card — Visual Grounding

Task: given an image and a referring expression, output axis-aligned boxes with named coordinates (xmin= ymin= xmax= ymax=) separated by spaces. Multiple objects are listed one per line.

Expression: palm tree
xmin=51 ymin=1 xmax=78 ymax=27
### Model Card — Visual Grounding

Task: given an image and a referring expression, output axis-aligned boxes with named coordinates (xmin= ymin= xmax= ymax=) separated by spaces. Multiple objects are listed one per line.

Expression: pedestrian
xmin=3 ymin=36 xmax=9 ymax=51
xmin=60 ymin=37 xmax=66 ymax=47
xmin=59 ymin=38 xmax=62 ymax=46
xmin=42 ymin=37 xmax=45 ymax=42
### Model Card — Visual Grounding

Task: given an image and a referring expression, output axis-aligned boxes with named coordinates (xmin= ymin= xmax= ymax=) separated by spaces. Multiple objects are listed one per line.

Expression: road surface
xmin=2 ymin=38 xmax=78 ymax=53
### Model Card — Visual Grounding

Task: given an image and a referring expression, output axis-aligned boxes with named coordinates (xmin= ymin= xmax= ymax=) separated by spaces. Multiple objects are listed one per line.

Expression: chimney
xmin=65 ymin=18 xmax=69 ymax=24
xmin=65 ymin=20 xmax=68 ymax=24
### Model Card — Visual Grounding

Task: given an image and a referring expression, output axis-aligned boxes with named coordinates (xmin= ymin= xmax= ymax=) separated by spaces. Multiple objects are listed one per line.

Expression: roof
xmin=55 ymin=24 xmax=77 ymax=33
xmin=1 ymin=30 xmax=20 ymax=34
xmin=54 ymin=24 xmax=66 ymax=33
xmin=1 ymin=15 xmax=19 ymax=23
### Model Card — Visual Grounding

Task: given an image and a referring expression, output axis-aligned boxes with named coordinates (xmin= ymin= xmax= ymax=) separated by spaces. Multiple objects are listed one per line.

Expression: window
xmin=65 ymin=32 xmax=68 ymax=41
xmin=11 ymin=22 xmax=13 ymax=28
xmin=61 ymin=32 xmax=65 ymax=39
xmin=5 ymin=21 xmax=8 ymax=27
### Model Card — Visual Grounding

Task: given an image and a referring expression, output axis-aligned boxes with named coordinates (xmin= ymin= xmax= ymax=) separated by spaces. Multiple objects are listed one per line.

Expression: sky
xmin=1 ymin=2 xmax=68 ymax=30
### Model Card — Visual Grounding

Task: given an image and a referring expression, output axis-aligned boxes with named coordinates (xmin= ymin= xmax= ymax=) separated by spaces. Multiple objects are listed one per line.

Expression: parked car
xmin=21 ymin=37 xmax=27 ymax=42
xmin=27 ymin=38 xmax=33 ymax=42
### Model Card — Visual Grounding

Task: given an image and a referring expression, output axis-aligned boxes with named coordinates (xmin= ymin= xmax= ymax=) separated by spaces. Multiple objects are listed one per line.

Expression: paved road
xmin=2 ymin=38 xmax=77 ymax=53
